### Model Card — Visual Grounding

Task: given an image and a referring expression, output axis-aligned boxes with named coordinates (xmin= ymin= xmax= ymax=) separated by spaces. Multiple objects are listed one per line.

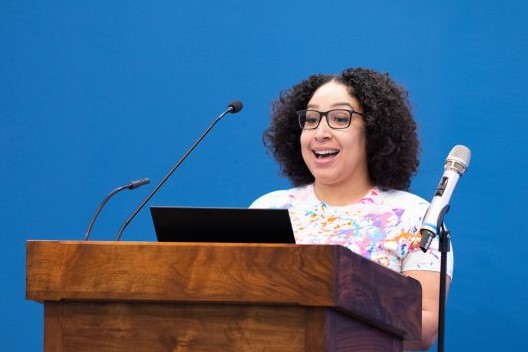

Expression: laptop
xmin=150 ymin=206 xmax=296 ymax=244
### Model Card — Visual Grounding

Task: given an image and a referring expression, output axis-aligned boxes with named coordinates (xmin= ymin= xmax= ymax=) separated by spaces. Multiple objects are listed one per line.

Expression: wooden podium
xmin=26 ymin=241 xmax=421 ymax=351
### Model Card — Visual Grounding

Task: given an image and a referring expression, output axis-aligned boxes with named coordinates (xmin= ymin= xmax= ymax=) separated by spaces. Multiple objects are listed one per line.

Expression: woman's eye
xmin=332 ymin=115 xmax=350 ymax=124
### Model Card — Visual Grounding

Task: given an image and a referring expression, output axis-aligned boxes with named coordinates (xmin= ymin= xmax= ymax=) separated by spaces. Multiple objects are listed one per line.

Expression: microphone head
xmin=128 ymin=178 xmax=151 ymax=190
xmin=445 ymin=145 xmax=471 ymax=175
xmin=227 ymin=100 xmax=243 ymax=113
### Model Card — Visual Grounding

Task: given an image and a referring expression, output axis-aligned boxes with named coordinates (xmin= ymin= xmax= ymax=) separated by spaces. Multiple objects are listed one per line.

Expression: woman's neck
xmin=313 ymin=179 xmax=373 ymax=206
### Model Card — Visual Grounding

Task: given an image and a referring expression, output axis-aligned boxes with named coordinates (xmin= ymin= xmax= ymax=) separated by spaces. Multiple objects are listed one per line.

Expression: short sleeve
xmin=402 ymin=237 xmax=454 ymax=278
xmin=394 ymin=190 xmax=454 ymax=278
xmin=249 ymin=190 xmax=292 ymax=209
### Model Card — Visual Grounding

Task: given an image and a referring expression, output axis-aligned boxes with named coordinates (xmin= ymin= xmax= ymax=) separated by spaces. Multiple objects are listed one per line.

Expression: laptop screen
xmin=150 ymin=206 xmax=296 ymax=244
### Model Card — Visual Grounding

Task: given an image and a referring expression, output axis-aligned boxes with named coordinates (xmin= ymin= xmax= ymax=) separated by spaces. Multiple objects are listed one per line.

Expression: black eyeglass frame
xmin=297 ymin=109 xmax=364 ymax=130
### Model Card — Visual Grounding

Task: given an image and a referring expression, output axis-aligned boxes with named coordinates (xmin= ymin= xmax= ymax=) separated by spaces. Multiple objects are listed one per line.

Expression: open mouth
xmin=313 ymin=149 xmax=339 ymax=159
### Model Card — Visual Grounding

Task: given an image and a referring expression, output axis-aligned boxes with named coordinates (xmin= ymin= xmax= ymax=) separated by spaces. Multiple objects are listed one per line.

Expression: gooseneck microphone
xmin=419 ymin=145 xmax=471 ymax=252
xmin=84 ymin=178 xmax=150 ymax=241
xmin=115 ymin=100 xmax=243 ymax=241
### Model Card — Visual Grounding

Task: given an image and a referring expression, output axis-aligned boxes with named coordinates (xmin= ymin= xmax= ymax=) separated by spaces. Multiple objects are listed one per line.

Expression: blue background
xmin=1 ymin=1 xmax=527 ymax=350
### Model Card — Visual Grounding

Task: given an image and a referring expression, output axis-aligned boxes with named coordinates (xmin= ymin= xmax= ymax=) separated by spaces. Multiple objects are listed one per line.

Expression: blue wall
xmin=1 ymin=1 xmax=527 ymax=350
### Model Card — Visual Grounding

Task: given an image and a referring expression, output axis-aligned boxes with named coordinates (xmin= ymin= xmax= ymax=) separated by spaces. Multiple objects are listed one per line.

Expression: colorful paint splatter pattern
xmin=251 ymin=184 xmax=453 ymax=276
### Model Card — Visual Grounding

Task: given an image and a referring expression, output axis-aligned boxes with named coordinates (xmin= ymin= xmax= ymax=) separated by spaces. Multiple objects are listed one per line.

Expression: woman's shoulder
xmin=378 ymin=188 xmax=428 ymax=203
xmin=372 ymin=188 xmax=429 ymax=211
xmin=250 ymin=184 xmax=314 ymax=209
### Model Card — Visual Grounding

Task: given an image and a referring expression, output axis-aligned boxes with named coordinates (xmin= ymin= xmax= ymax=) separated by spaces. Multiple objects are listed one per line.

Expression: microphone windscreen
xmin=446 ymin=145 xmax=471 ymax=174
xmin=228 ymin=100 xmax=243 ymax=113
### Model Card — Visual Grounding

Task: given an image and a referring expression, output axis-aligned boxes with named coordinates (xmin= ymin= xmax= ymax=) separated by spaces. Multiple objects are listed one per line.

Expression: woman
xmin=251 ymin=68 xmax=453 ymax=350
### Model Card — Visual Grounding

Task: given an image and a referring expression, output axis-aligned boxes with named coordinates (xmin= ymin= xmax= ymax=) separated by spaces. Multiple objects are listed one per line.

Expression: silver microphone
xmin=419 ymin=145 xmax=471 ymax=252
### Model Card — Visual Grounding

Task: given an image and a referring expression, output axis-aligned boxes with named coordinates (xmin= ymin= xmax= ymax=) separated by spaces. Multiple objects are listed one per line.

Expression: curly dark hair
xmin=264 ymin=67 xmax=419 ymax=191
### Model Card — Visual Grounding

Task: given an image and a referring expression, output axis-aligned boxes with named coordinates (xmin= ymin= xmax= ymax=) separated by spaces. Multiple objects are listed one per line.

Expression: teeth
xmin=314 ymin=149 xmax=339 ymax=156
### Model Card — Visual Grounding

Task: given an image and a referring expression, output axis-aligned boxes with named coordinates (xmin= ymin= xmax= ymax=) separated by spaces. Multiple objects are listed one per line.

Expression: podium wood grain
xmin=27 ymin=241 xmax=421 ymax=351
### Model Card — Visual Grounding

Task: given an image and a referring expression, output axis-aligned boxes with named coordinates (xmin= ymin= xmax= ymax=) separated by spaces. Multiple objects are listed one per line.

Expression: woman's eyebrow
xmin=306 ymin=102 xmax=354 ymax=109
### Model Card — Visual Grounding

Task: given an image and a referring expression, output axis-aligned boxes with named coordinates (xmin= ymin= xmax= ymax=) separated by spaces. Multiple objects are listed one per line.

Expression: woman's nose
xmin=314 ymin=117 xmax=332 ymax=140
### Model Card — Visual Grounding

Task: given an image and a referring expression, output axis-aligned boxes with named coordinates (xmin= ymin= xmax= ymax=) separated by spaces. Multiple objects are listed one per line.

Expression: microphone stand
xmin=85 ymin=185 xmax=129 ymax=241
xmin=436 ymin=207 xmax=451 ymax=352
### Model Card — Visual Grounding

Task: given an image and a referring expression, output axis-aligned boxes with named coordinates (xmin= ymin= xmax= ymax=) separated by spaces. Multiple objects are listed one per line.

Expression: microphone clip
xmin=419 ymin=204 xmax=450 ymax=252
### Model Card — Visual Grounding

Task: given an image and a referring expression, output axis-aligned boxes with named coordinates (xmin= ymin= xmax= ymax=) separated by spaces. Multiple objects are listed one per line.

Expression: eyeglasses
xmin=297 ymin=109 xmax=363 ymax=130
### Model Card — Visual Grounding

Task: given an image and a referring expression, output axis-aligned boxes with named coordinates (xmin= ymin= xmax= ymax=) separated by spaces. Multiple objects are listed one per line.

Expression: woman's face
xmin=300 ymin=81 xmax=370 ymax=189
